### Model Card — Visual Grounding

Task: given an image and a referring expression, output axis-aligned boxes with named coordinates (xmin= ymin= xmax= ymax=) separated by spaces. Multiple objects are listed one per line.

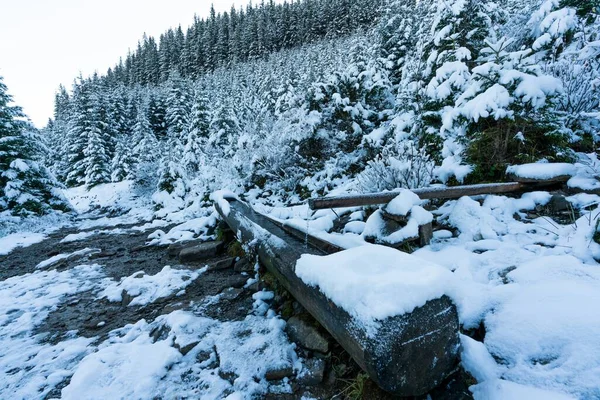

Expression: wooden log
xmin=506 ymin=173 xmax=572 ymax=184
xmin=258 ymin=212 xmax=345 ymax=254
xmin=309 ymin=182 xmax=528 ymax=210
xmin=214 ymin=198 xmax=460 ymax=396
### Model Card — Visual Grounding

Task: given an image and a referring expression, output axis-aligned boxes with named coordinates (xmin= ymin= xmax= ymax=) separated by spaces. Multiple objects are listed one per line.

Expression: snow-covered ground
xmin=0 ymin=183 xmax=305 ymax=399
xmin=263 ymin=187 xmax=600 ymax=399
xmin=2 ymin=176 xmax=600 ymax=399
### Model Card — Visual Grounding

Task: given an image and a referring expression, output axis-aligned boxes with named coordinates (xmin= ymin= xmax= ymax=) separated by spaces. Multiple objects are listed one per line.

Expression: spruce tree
xmin=183 ymin=88 xmax=210 ymax=174
xmin=0 ymin=76 xmax=71 ymax=216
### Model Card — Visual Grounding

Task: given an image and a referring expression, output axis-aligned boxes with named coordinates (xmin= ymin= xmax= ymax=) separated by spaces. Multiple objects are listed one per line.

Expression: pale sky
xmin=0 ymin=0 xmax=269 ymax=127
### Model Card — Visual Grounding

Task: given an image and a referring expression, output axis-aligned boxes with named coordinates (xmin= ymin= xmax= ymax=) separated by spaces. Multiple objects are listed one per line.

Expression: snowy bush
xmin=357 ymin=140 xmax=434 ymax=192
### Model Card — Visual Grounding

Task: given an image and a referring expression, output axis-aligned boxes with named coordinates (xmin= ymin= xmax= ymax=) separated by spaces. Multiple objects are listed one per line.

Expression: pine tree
xmin=83 ymin=92 xmax=112 ymax=187
xmin=183 ymin=88 xmax=211 ymax=174
xmin=165 ymin=71 xmax=192 ymax=139
xmin=65 ymin=78 xmax=93 ymax=187
xmin=0 ymin=76 xmax=71 ymax=216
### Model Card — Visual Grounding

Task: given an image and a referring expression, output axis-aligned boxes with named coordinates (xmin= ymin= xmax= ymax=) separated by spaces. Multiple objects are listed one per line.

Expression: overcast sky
xmin=0 ymin=0 xmax=270 ymax=127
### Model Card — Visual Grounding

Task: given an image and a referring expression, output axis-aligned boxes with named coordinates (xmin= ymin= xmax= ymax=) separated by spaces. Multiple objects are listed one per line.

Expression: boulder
xmin=220 ymin=287 xmax=243 ymax=301
xmin=265 ymin=364 xmax=294 ymax=381
xmin=548 ymin=194 xmax=571 ymax=214
xmin=207 ymin=257 xmax=236 ymax=272
xmin=179 ymin=241 xmax=224 ymax=263
xmin=297 ymin=358 xmax=326 ymax=386
xmin=226 ymin=275 xmax=249 ymax=289
xmin=285 ymin=316 xmax=329 ymax=354
xmin=234 ymin=257 xmax=255 ymax=273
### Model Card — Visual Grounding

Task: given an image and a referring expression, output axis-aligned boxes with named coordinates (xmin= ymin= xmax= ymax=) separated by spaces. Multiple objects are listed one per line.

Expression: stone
xmin=149 ymin=324 xmax=171 ymax=342
xmin=285 ymin=316 xmax=329 ymax=354
xmin=381 ymin=207 xmax=410 ymax=224
xmin=207 ymin=257 xmax=235 ymax=272
xmin=418 ymin=222 xmax=433 ymax=247
xmin=220 ymin=287 xmax=243 ymax=301
xmin=234 ymin=257 xmax=254 ymax=273
xmin=197 ymin=350 xmax=218 ymax=368
xmin=548 ymin=194 xmax=571 ymax=214
xmin=89 ymin=250 xmax=117 ymax=259
xmin=130 ymin=245 xmax=147 ymax=253
xmin=265 ymin=364 xmax=294 ymax=381
xmin=179 ymin=241 xmax=224 ymax=263
xmin=176 ymin=341 xmax=199 ymax=356
xmin=297 ymin=358 xmax=325 ymax=386
xmin=226 ymin=275 xmax=249 ymax=289
xmin=120 ymin=290 xmax=134 ymax=306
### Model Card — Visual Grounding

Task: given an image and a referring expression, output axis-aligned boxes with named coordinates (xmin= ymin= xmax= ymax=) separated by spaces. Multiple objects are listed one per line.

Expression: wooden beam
xmin=214 ymin=198 xmax=460 ymax=396
xmin=258 ymin=211 xmax=345 ymax=254
xmin=309 ymin=182 xmax=529 ymax=210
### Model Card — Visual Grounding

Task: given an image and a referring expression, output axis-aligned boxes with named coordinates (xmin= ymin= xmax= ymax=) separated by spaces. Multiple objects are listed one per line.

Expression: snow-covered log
xmin=213 ymin=196 xmax=460 ymax=396
xmin=309 ymin=182 xmax=543 ymax=210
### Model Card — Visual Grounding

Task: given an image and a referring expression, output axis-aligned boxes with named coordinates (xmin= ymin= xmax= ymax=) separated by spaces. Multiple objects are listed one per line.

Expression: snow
xmin=0 ymin=264 xmax=105 ymax=398
xmin=61 ymin=323 xmax=182 ymax=400
xmin=210 ymin=189 xmax=239 ymax=217
xmin=35 ymin=248 xmax=100 ymax=269
xmin=296 ymin=244 xmax=455 ymax=336
xmin=471 ymin=379 xmax=576 ymax=400
xmin=343 ymin=220 xmax=366 ymax=234
xmin=64 ymin=181 xmax=135 ymax=214
xmin=0 ymin=232 xmax=46 ymax=255
xmin=385 ymin=189 xmax=421 ymax=216
xmin=63 ymin=311 xmax=299 ymax=399
xmin=100 ymin=266 xmax=205 ymax=306
xmin=414 ymin=191 xmax=600 ymax=398
xmin=60 ymin=228 xmax=127 ymax=243
xmin=506 ymin=163 xmax=577 ymax=180
xmin=146 ymin=213 xmax=218 ymax=246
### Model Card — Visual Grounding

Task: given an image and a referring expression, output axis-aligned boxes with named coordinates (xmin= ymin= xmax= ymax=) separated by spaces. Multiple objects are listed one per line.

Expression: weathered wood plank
xmin=258 ymin=211 xmax=345 ymax=254
xmin=214 ymin=198 xmax=460 ymax=396
xmin=309 ymin=182 xmax=526 ymax=210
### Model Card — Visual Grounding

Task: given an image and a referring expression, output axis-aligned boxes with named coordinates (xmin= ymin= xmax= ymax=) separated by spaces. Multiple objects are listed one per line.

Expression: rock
xmin=149 ymin=324 xmax=171 ymax=342
xmin=220 ymin=287 xmax=243 ymax=301
xmin=285 ymin=316 xmax=329 ymax=354
xmin=418 ymin=222 xmax=433 ymax=247
xmin=179 ymin=241 xmax=224 ymax=263
xmin=226 ymin=275 xmax=249 ymax=289
xmin=197 ymin=350 xmax=218 ymax=368
xmin=265 ymin=364 xmax=294 ymax=381
xmin=247 ymin=280 xmax=267 ymax=292
xmin=234 ymin=257 xmax=254 ymax=273
xmin=120 ymin=290 xmax=134 ymax=306
xmin=207 ymin=257 xmax=235 ymax=272
xmin=176 ymin=341 xmax=199 ymax=356
xmin=218 ymin=369 xmax=237 ymax=384
xmin=167 ymin=243 xmax=184 ymax=257
xmin=162 ymin=302 xmax=186 ymax=314
xmin=130 ymin=245 xmax=147 ymax=253
xmin=89 ymin=250 xmax=118 ymax=259
xmin=548 ymin=194 xmax=571 ymax=214
xmin=297 ymin=358 xmax=325 ymax=386
xmin=381 ymin=207 xmax=410 ymax=223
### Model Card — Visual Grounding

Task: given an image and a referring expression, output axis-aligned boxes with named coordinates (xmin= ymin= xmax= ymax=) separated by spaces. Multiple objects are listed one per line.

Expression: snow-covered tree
xmin=0 ymin=76 xmax=71 ymax=216
xmin=183 ymin=87 xmax=210 ymax=174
